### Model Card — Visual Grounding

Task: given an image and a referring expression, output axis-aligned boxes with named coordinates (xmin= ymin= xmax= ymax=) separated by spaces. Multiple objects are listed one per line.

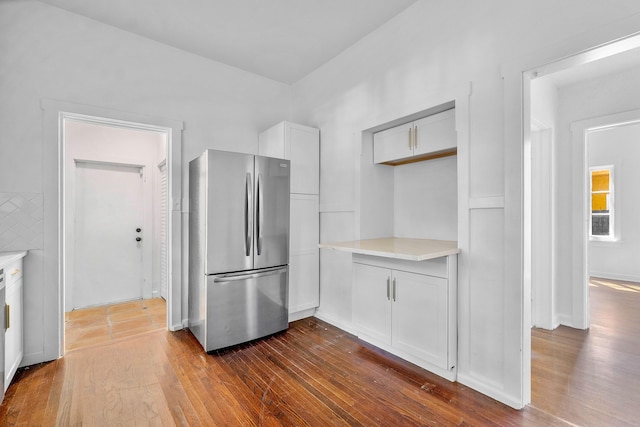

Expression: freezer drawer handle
xmin=245 ymin=172 xmax=253 ymax=257
xmin=213 ymin=267 xmax=287 ymax=283
xmin=257 ymin=173 xmax=264 ymax=255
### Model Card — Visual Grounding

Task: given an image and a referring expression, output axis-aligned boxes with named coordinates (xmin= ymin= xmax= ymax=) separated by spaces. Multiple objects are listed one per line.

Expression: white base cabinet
xmin=4 ymin=256 xmax=24 ymax=392
xmin=352 ymin=254 xmax=457 ymax=381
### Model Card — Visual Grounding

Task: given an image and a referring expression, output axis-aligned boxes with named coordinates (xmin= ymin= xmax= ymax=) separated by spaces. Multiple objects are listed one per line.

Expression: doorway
xmin=62 ymin=116 xmax=169 ymax=351
xmin=523 ymin=32 xmax=640 ymax=418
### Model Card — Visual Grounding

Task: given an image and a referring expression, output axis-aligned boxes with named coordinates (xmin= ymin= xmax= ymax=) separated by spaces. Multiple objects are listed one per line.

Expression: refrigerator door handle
xmin=245 ymin=172 xmax=253 ymax=257
xmin=257 ymin=173 xmax=264 ymax=255
xmin=212 ymin=266 xmax=287 ymax=283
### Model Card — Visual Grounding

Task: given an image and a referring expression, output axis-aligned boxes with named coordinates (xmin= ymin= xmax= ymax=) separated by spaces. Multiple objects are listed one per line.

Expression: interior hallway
xmin=531 ymin=277 xmax=640 ymax=426
xmin=65 ymin=298 xmax=167 ymax=351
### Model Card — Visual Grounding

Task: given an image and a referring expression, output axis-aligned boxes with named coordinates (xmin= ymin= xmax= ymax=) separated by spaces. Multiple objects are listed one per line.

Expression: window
xmin=590 ymin=166 xmax=614 ymax=240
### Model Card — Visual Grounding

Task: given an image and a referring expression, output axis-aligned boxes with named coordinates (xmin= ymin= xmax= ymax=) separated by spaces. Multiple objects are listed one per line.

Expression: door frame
xmin=570 ymin=109 xmax=640 ymax=328
xmin=42 ymin=99 xmax=184 ymax=361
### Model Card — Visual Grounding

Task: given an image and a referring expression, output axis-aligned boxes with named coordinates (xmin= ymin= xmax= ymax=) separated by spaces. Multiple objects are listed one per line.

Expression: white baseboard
xmin=289 ymin=308 xmax=316 ymax=322
xmin=457 ymin=372 xmax=523 ymax=409
xmin=556 ymin=313 xmax=573 ymax=328
xmin=313 ymin=310 xmax=357 ymax=335
xmin=590 ymin=271 xmax=640 ymax=283
xmin=21 ymin=351 xmax=49 ymax=368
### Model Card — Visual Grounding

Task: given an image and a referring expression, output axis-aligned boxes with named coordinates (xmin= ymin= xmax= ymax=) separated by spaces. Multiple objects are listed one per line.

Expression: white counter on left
xmin=0 ymin=250 xmax=26 ymax=396
xmin=0 ymin=251 xmax=27 ymax=269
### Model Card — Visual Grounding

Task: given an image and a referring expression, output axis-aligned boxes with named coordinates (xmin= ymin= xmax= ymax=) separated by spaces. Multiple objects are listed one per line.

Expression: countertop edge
xmin=319 ymin=241 xmax=460 ymax=261
xmin=0 ymin=251 xmax=28 ymax=267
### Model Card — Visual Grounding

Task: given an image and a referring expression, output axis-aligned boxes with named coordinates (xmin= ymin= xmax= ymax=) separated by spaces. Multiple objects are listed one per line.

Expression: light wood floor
xmin=65 ymin=298 xmax=167 ymax=351
xmin=531 ymin=277 xmax=640 ymax=426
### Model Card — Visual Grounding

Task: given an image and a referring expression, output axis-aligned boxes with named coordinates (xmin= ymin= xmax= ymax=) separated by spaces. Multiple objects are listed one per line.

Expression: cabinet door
xmin=392 ymin=270 xmax=448 ymax=369
xmin=287 ymin=123 xmax=319 ymax=194
xmin=352 ymin=263 xmax=392 ymax=345
xmin=258 ymin=121 xmax=287 ymax=159
xmin=5 ymin=277 xmax=23 ymax=391
xmin=413 ymin=109 xmax=456 ymax=157
xmin=289 ymin=194 xmax=319 ymax=313
xmin=373 ymin=123 xmax=414 ymax=164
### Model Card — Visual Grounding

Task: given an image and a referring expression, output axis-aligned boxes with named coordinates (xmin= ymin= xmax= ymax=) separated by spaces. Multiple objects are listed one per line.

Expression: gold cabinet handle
xmin=5 ymin=303 xmax=10 ymax=330
xmin=408 ymin=128 xmax=412 ymax=150
xmin=11 ymin=268 xmax=20 ymax=276
xmin=414 ymin=126 xmax=418 ymax=149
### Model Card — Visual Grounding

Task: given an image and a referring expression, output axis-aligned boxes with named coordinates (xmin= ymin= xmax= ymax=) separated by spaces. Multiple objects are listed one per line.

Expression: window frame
xmin=589 ymin=164 xmax=615 ymax=241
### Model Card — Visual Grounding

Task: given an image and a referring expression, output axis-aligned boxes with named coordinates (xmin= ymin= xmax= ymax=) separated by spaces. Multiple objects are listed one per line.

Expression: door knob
xmin=136 ymin=228 xmax=142 ymax=232
xmin=136 ymin=237 xmax=142 ymax=242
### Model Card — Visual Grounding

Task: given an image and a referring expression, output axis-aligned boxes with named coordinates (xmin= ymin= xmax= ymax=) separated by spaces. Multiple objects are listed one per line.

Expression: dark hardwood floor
xmin=0 ymin=317 xmax=563 ymax=426
xmin=531 ymin=277 xmax=640 ymax=426
xmin=4 ymin=278 xmax=634 ymax=426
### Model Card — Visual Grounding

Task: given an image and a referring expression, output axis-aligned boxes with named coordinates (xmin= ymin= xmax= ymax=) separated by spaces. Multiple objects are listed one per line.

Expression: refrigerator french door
xmin=189 ymin=150 xmax=290 ymax=352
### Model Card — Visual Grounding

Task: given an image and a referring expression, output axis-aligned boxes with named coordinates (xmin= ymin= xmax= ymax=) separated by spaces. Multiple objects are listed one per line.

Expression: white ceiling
xmin=38 ymin=0 xmax=418 ymax=84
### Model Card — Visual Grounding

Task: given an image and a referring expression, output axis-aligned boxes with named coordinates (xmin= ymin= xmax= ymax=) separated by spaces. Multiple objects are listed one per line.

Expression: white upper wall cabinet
xmin=373 ymin=109 xmax=456 ymax=165
xmin=259 ymin=121 xmax=320 ymax=195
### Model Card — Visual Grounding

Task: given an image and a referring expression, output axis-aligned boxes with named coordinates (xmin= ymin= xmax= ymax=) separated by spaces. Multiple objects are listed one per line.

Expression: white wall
xmin=64 ymin=120 xmax=166 ymax=310
xmin=394 ymin=157 xmax=457 ymax=240
xmin=291 ymin=0 xmax=640 ymax=408
xmin=555 ymin=64 xmax=640 ymax=323
xmin=588 ymin=123 xmax=640 ymax=282
xmin=530 ymin=78 xmax=559 ymax=329
xmin=0 ymin=0 xmax=291 ymax=366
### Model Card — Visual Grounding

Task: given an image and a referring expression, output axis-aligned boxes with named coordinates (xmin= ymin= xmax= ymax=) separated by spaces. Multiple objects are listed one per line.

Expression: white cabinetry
xmin=259 ymin=121 xmax=319 ymax=194
xmin=259 ymin=121 xmax=320 ymax=321
xmin=373 ymin=109 xmax=456 ymax=165
xmin=4 ymin=256 xmax=24 ymax=392
xmin=352 ymin=253 xmax=457 ymax=381
xmin=289 ymin=194 xmax=319 ymax=314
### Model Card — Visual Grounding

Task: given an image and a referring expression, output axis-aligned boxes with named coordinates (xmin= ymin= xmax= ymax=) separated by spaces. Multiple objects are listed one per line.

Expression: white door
xmin=73 ymin=162 xmax=144 ymax=309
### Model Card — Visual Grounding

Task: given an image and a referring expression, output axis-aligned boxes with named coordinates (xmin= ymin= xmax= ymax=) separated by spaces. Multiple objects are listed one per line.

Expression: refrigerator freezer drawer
xmin=204 ymin=266 xmax=288 ymax=351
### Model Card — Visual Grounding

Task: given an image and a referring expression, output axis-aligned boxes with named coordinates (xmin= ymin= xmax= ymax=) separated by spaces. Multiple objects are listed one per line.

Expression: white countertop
xmin=319 ymin=238 xmax=459 ymax=261
xmin=0 ymin=251 xmax=27 ymax=268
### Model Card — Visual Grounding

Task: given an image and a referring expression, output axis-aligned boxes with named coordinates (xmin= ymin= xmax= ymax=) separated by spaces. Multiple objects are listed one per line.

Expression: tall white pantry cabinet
xmin=259 ymin=121 xmax=320 ymax=321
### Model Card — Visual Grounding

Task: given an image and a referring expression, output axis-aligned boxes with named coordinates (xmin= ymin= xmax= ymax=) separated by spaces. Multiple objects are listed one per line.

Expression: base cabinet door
xmin=392 ymin=270 xmax=448 ymax=369
xmin=289 ymin=194 xmax=319 ymax=314
xmin=353 ymin=263 xmax=392 ymax=345
xmin=4 ymin=260 xmax=24 ymax=392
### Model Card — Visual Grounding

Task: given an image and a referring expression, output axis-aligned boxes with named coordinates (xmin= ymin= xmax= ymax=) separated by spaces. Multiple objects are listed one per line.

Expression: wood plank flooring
xmin=1 ymin=318 xmax=561 ymax=426
xmin=531 ymin=277 xmax=640 ymax=426
xmin=2 ymin=278 xmax=635 ymax=426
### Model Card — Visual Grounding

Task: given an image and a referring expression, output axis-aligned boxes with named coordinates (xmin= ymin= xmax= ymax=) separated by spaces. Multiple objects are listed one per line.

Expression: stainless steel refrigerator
xmin=188 ymin=149 xmax=290 ymax=352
